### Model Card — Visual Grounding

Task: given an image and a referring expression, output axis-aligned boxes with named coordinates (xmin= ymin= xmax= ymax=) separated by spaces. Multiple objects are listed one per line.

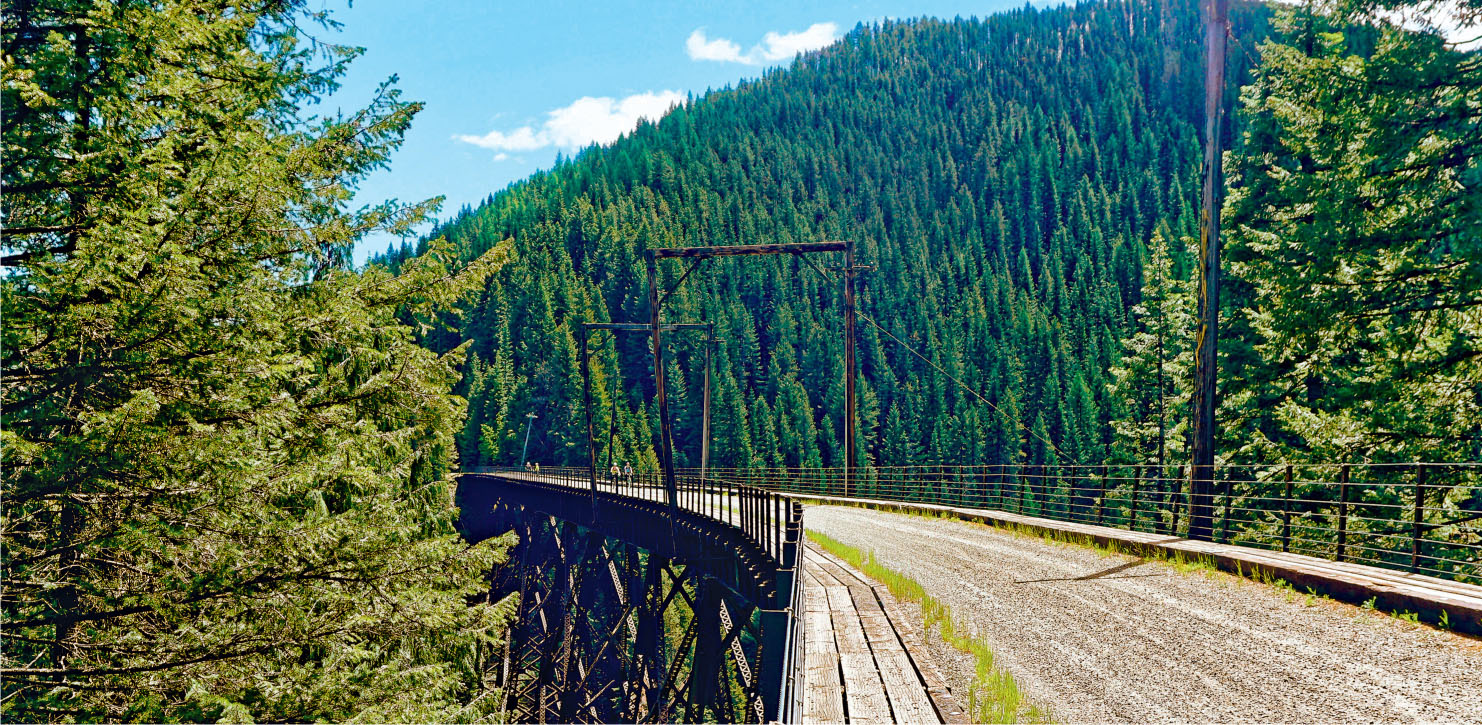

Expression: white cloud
xmin=454 ymin=90 xmax=686 ymax=154
xmin=686 ymin=29 xmax=747 ymax=63
xmin=758 ymin=23 xmax=839 ymax=61
xmin=456 ymin=126 xmax=546 ymax=152
xmin=686 ymin=22 xmax=839 ymax=65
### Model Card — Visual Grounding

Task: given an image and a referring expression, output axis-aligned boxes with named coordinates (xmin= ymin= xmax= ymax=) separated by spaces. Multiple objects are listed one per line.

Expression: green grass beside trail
xmin=805 ymin=530 xmax=1052 ymax=724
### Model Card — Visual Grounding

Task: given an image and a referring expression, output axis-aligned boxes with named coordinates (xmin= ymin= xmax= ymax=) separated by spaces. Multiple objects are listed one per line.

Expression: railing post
xmin=1281 ymin=464 xmax=1293 ymax=553
xmin=782 ymin=502 xmax=801 ymax=569
xmin=1172 ymin=465 xmax=1184 ymax=536
xmin=1130 ymin=465 xmax=1141 ymax=531
xmin=1335 ymin=464 xmax=1351 ymax=563
xmin=1219 ymin=465 xmax=1232 ymax=544
xmin=1096 ymin=464 xmax=1107 ymax=525
xmin=1411 ymin=465 xmax=1426 ymax=573
xmin=1017 ymin=467 xmax=1026 ymax=514
xmin=757 ymin=607 xmax=788 ymax=722
xmin=772 ymin=493 xmax=780 ymax=560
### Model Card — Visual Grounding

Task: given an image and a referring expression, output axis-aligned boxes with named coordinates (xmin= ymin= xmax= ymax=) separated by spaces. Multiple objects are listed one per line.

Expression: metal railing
xmin=480 ymin=466 xmax=801 ymax=570
xmin=690 ymin=463 xmax=1482 ymax=585
xmin=471 ymin=465 xmax=806 ymax=722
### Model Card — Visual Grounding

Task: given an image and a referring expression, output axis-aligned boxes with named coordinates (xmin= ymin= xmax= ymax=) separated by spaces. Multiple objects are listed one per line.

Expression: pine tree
xmin=1224 ymin=0 xmax=1482 ymax=463
xmin=2 ymin=2 xmax=512 ymax=720
xmin=1110 ymin=226 xmax=1196 ymax=475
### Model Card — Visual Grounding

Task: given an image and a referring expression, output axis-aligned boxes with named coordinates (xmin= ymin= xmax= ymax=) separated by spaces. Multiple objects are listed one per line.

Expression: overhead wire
xmin=790 ymin=249 xmax=1074 ymax=463
xmin=856 ymin=311 xmax=1073 ymax=463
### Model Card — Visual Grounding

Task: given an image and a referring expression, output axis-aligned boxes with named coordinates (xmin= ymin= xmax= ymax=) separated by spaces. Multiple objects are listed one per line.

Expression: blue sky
xmin=323 ymin=0 xmax=1035 ymax=265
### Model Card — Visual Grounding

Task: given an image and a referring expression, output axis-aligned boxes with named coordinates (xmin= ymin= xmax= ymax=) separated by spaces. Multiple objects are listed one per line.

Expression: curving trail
xmin=805 ymin=505 xmax=1482 ymax=724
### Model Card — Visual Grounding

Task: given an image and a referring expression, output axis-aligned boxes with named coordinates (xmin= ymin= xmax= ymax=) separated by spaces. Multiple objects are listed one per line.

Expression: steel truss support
xmin=488 ymin=502 xmax=771 ymax=723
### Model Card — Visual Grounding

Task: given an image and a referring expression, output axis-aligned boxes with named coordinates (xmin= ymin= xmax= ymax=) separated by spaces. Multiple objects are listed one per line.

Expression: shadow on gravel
xmin=1013 ymin=558 xmax=1166 ymax=584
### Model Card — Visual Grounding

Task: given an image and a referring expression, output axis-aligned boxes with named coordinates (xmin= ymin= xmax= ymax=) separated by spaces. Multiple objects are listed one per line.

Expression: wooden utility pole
xmin=580 ymin=324 xmax=597 ymax=521
xmin=647 ymin=255 xmax=680 ymax=515
xmin=701 ymin=324 xmax=713 ymax=479
xmin=1189 ymin=0 xmax=1229 ymax=542
xmin=844 ymin=240 xmax=857 ymax=496
xmin=836 ymin=241 xmax=871 ymax=497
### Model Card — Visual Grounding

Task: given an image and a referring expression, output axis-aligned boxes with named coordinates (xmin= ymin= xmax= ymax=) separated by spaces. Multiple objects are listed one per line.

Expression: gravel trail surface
xmin=805 ymin=505 xmax=1482 ymax=724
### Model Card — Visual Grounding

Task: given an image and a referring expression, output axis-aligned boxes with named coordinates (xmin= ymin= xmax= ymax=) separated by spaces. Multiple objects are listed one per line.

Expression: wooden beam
xmin=582 ymin=322 xmax=709 ymax=332
xmin=843 ymin=239 xmax=857 ymax=496
xmin=649 ymin=241 xmax=847 ymax=259
xmin=1189 ymin=0 xmax=1229 ymax=542
xmin=647 ymin=257 xmax=680 ymax=521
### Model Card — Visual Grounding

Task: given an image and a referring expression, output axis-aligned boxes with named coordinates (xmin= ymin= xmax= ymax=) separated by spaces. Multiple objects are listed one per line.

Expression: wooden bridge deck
xmin=801 ymin=543 xmax=967 ymax=724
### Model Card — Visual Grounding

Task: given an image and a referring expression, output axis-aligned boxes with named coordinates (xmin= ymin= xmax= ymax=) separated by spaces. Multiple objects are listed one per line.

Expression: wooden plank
xmin=827 ymin=586 xmax=871 ymax=657
xmin=874 ymin=649 xmax=940 ymax=724
xmin=805 ymin=610 xmax=834 ymax=645
xmin=827 ymin=582 xmax=893 ymax=723
xmin=872 ymin=586 xmax=969 ymax=724
xmin=804 ymin=650 xmax=846 ymax=725
xmin=840 ymin=652 xmax=894 ymax=723
xmin=854 ymin=601 xmax=899 ymax=649
xmin=812 ymin=566 xmax=846 ymax=589
xmin=814 ymin=545 xmax=968 ymax=723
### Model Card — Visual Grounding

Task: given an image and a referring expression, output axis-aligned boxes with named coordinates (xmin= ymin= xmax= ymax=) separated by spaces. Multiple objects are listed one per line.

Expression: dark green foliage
xmin=415 ymin=0 xmax=1271 ymax=474
xmin=1224 ymin=0 xmax=1482 ymax=464
xmin=2 ymin=1 xmax=512 ymax=720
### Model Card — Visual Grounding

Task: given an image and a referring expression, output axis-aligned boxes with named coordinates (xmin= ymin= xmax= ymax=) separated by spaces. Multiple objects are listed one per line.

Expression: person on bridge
xmin=609 ymin=462 xmax=620 ymax=481
xmin=623 ymin=462 xmax=633 ymax=485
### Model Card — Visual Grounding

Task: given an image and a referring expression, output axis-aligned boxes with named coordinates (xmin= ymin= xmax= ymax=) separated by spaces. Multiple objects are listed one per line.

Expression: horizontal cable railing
xmin=687 ymin=463 xmax=1482 ymax=585
xmin=474 ymin=466 xmax=801 ymax=572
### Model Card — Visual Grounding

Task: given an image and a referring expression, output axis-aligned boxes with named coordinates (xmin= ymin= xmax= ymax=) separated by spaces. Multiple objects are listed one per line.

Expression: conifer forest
xmin=3 ymin=0 xmax=1478 ymax=721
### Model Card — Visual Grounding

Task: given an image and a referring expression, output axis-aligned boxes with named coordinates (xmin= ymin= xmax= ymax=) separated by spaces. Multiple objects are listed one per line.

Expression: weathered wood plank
xmin=874 ymin=649 xmax=940 ymax=724
xmin=871 ymin=585 xmax=970 ymax=724
xmin=826 ymin=586 xmax=870 ymax=657
xmin=839 ymin=652 xmax=894 ymax=723
xmin=814 ymin=545 xmax=968 ymax=723
xmin=804 ymin=650 xmax=846 ymax=725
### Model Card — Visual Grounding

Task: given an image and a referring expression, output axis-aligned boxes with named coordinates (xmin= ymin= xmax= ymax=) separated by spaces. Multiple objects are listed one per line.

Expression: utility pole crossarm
xmin=650 ymin=241 xmax=848 ymax=259
xmin=582 ymin=322 xmax=710 ymax=332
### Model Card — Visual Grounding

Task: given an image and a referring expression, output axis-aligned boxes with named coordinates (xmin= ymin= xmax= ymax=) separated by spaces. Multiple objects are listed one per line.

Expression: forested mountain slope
xmin=403 ymin=0 xmax=1274 ymax=472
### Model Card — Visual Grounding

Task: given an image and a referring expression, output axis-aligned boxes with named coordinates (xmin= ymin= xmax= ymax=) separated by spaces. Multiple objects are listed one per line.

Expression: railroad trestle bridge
xmin=457 ymin=243 xmax=1480 ymax=723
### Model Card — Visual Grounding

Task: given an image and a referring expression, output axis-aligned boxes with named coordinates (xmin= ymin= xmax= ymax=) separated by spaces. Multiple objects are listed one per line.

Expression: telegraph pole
xmin=580 ymin=324 xmax=597 ymax=519
xmin=844 ymin=241 xmax=856 ymax=496
xmin=836 ymin=241 xmax=872 ymax=497
xmin=647 ymin=254 xmax=681 ymax=515
xmin=1189 ymin=0 xmax=1229 ymax=542
xmin=701 ymin=324 xmax=713 ymax=479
